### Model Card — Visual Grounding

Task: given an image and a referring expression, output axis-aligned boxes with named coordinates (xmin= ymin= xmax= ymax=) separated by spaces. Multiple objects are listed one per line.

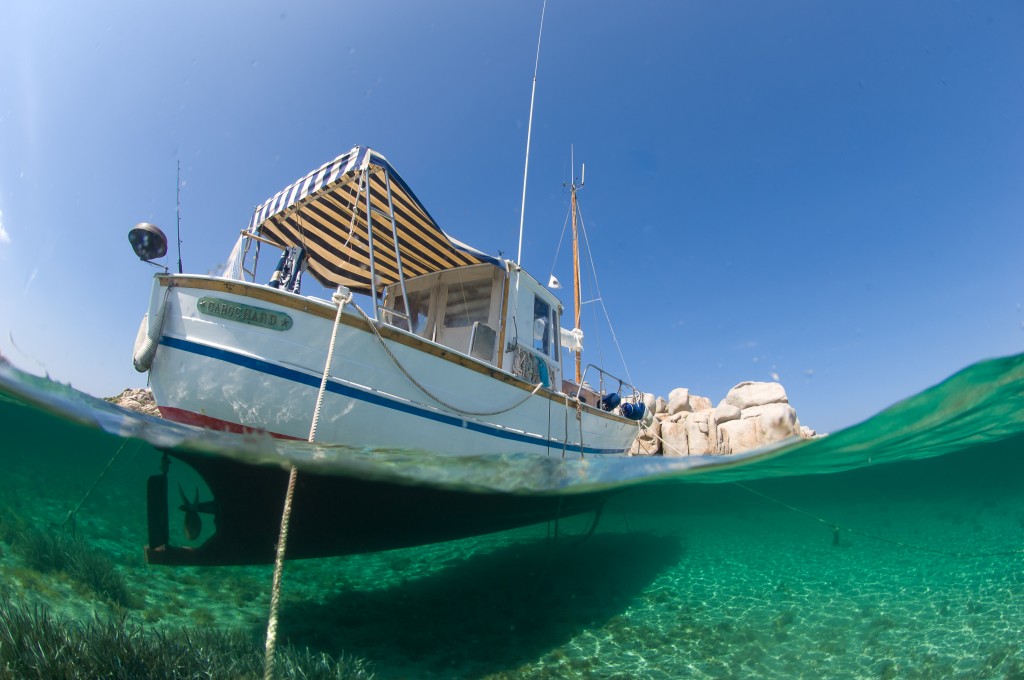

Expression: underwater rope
xmin=571 ymin=499 xmax=607 ymax=547
xmin=628 ymin=425 xmax=1021 ymax=558
xmin=529 ymin=494 xmax=564 ymax=606
xmin=61 ymin=439 xmax=139 ymax=536
xmin=350 ymin=302 xmax=544 ymax=417
xmin=733 ymin=482 xmax=1024 ymax=559
xmin=263 ymin=464 xmax=298 ymax=680
xmin=264 ymin=286 xmax=351 ymax=680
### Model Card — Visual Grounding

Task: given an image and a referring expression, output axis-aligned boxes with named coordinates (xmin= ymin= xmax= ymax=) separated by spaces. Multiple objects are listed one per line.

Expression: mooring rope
xmin=733 ymin=482 xmax=1024 ymax=559
xmin=264 ymin=287 xmax=351 ymax=680
xmin=631 ymin=418 xmax=684 ymax=457
xmin=350 ymin=303 xmax=544 ymax=417
xmin=60 ymin=439 xmax=139 ymax=536
xmin=562 ymin=394 xmax=570 ymax=460
xmin=262 ymin=465 xmax=298 ymax=680
xmin=529 ymin=494 xmax=563 ymax=607
xmin=628 ymin=426 xmax=1021 ymax=559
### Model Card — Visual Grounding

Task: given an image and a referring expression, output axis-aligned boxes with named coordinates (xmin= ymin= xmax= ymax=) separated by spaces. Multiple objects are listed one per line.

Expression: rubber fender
xmin=133 ymin=314 xmax=158 ymax=372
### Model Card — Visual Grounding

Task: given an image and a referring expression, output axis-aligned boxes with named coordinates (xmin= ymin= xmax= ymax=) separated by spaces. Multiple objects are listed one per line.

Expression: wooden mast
xmin=570 ymin=162 xmax=583 ymax=384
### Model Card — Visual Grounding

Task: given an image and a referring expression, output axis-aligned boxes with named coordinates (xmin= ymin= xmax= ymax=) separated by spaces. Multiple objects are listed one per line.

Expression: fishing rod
xmin=176 ymin=160 xmax=183 ymax=274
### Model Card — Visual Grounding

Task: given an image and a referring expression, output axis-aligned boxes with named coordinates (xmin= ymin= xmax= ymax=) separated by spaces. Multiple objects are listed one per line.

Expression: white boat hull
xmin=145 ymin=275 xmax=640 ymax=457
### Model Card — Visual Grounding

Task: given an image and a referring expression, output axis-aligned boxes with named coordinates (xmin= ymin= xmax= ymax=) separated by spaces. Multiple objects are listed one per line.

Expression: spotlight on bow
xmin=128 ymin=222 xmax=168 ymax=263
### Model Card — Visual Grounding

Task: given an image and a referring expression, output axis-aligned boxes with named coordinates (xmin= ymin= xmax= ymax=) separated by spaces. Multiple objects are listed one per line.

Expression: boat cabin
xmin=380 ymin=262 xmax=565 ymax=391
xmin=226 ymin=145 xmax=615 ymax=402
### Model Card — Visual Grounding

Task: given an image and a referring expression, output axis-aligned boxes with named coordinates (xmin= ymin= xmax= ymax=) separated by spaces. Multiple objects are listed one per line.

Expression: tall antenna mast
xmin=516 ymin=0 xmax=547 ymax=266
xmin=176 ymin=161 xmax=183 ymax=274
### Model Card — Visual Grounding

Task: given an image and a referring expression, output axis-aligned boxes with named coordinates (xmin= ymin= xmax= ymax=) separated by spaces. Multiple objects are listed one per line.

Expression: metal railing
xmin=573 ymin=363 xmax=643 ymax=411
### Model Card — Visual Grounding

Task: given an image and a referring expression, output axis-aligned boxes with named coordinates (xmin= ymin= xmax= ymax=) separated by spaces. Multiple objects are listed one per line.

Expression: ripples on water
xmin=0 ymin=354 xmax=1022 ymax=678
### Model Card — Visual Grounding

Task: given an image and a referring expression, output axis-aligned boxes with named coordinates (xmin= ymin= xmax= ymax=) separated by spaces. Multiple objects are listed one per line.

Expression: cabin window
xmin=443 ymin=279 xmax=492 ymax=328
xmin=533 ymin=297 xmax=552 ymax=356
xmin=392 ymin=289 xmax=432 ymax=336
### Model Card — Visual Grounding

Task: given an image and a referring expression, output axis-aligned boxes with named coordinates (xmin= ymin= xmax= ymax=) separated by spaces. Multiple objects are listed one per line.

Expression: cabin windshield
xmin=443 ymin=278 xmax=492 ymax=329
xmin=382 ymin=264 xmax=506 ymax=365
xmin=390 ymin=288 xmax=432 ymax=335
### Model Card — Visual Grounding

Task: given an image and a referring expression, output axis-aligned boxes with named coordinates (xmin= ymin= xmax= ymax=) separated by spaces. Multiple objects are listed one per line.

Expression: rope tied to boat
xmin=60 ymin=438 xmax=139 ymax=536
xmin=562 ymin=394 xmax=570 ymax=459
xmin=349 ymin=302 xmax=544 ymax=417
xmin=734 ymin=482 xmax=1024 ymax=559
xmin=630 ymin=417 xmax=685 ymax=457
xmin=263 ymin=286 xmax=351 ymax=680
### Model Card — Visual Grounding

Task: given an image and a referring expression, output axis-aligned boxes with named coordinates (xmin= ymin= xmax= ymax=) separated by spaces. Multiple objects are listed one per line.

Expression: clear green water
xmin=1 ymin=354 xmax=1022 ymax=678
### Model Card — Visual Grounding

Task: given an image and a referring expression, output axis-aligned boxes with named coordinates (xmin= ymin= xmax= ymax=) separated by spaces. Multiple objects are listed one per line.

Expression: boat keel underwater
xmin=145 ymin=451 xmax=613 ymax=566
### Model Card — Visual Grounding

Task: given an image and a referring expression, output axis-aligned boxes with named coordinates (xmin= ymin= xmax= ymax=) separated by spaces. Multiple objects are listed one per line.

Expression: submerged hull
xmin=146 ymin=450 xmax=612 ymax=566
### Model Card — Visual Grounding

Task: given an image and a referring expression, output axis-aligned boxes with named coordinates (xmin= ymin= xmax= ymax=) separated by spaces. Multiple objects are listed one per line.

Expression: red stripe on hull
xmin=157 ymin=406 xmax=303 ymax=440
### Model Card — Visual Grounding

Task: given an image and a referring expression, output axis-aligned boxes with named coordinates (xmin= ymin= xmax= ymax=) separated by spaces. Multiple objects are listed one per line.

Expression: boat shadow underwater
xmin=144 ymin=447 xmax=621 ymax=566
xmin=272 ymin=530 xmax=684 ymax=678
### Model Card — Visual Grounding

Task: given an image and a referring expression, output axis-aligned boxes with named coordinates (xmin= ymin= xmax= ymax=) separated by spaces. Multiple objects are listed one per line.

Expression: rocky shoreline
xmin=105 ymin=388 xmax=161 ymax=418
xmin=108 ymin=381 xmax=821 ymax=456
xmin=630 ymin=381 xmax=821 ymax=456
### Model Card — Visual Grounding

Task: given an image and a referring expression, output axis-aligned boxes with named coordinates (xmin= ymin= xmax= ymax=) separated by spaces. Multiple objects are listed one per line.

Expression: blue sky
xmin=1 ymin=1 xmax=1021 ymax=434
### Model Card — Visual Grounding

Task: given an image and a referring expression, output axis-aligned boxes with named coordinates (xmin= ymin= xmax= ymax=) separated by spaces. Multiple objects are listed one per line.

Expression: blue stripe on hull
xmin=158 ymin=336 xmax=628 ymax=455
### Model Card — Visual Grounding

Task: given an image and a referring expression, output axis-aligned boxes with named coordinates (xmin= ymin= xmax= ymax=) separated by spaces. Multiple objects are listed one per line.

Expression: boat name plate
xmin=196 ymin=296 xmax=293 ymax=331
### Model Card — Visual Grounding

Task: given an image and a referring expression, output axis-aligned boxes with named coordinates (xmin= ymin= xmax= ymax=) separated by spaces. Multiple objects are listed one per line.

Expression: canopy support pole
xmin=384 ymin=172 xmax=413 ymax=325
xmin=362 ymin=171 xmax=380 ymax=320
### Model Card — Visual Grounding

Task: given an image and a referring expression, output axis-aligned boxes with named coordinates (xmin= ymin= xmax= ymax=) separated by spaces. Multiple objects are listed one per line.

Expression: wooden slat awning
xmin=248 ymin=146 xmax=501 ymax=293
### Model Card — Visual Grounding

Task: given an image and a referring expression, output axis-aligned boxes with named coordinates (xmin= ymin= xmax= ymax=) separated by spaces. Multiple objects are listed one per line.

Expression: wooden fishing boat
xmin=130 ymin=146 xmax=649 ymax=565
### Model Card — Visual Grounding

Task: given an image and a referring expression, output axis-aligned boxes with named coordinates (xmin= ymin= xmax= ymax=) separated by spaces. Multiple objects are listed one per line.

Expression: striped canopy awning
xmin=248 ymin=146 xmax=501 ymax=294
